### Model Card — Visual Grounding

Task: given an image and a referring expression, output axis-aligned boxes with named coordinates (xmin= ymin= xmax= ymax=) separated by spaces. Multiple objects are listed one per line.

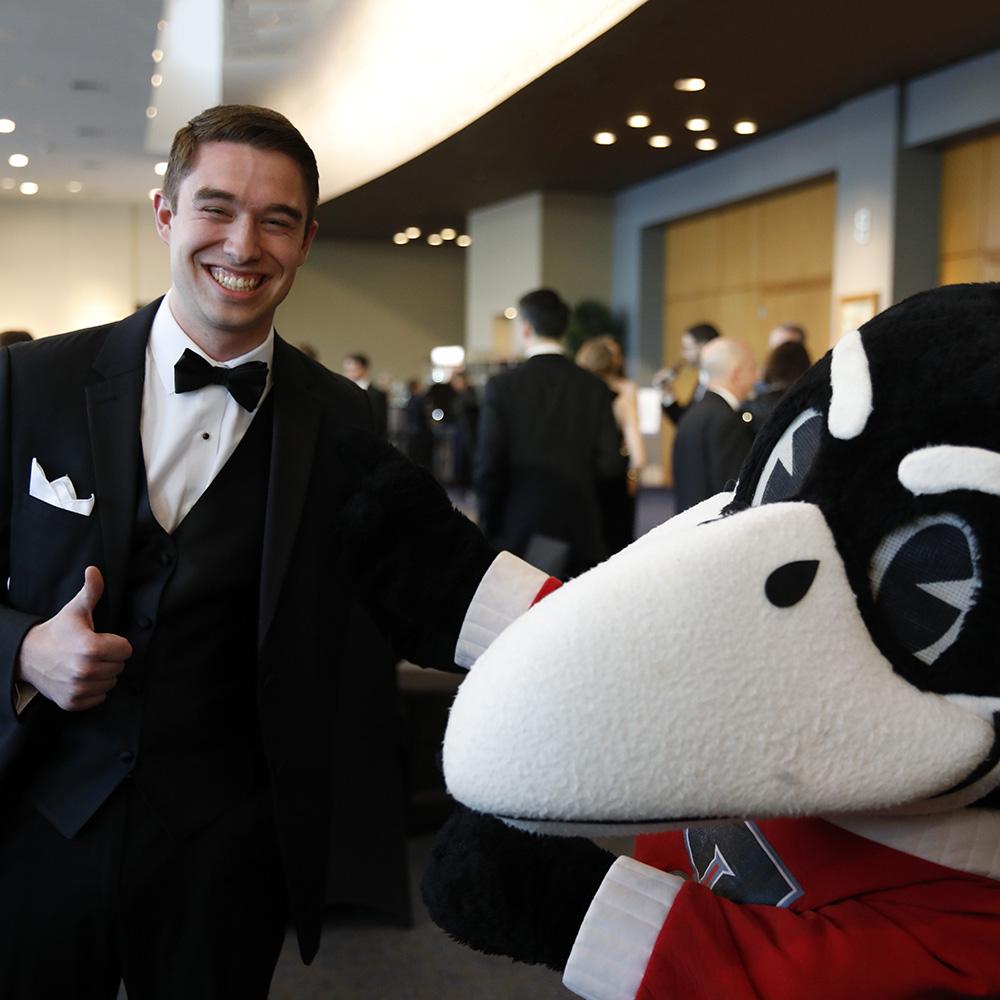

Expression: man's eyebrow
xmin=192 ymin=188 xmax=303 ymax=222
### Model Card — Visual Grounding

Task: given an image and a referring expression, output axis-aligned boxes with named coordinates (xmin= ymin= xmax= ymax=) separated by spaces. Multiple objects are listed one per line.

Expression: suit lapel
xmin=258 ymin=336 xmax=323 ymax=648
xmin=85 ymin=301 xmax=157 ymax=627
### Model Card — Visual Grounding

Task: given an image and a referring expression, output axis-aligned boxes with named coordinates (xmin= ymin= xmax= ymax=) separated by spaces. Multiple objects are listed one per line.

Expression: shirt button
xmin=119 ymin=750 xmax=135 ymax=764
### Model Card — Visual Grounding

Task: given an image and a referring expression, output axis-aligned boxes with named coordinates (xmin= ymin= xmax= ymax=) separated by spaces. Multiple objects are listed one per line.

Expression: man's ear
xmin=152 ymin=191 xmax=174 ymax=245
xmin=301 ymin=218 xmax=319 ymax=262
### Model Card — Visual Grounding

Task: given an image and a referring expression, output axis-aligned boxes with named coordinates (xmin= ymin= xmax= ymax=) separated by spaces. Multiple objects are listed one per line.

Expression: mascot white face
xmin=444 ymin=283 xmax=1000 ymax=835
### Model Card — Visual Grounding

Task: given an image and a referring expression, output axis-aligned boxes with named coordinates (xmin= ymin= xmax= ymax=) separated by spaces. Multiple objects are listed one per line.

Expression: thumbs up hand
xmin=16 ymin=566 xmax=133 ymax=712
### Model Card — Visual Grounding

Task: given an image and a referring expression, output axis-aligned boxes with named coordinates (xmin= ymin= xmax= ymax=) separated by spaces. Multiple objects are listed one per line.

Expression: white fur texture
xmin=828 ymin=329 xmax=873 ymax=440
xmin=444 ymin=498 xmax=996 ymax=830
xmin=899 ymin=445 xmax=1000 ymax=498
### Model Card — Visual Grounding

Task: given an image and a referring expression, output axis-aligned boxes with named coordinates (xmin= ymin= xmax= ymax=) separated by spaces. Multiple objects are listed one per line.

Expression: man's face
xmin=680 ymin=332 xmax=701 ymax=366
xmin=153 ymin=141 xmax=318 ymax=358
xmin=343 ymin=359 xmax=366 ymax=383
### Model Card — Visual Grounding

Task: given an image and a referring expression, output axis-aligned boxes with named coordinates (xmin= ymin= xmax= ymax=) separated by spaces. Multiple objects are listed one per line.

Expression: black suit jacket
xmin=671 ymin=389 xmax=753 ymax=513
xmin=475 ymin=353 xmax=623 ymax=576
xmin=366 ymin=384 xmax=389 ymax=438
xmin=0 ymin=299 xmax=494 ymax=961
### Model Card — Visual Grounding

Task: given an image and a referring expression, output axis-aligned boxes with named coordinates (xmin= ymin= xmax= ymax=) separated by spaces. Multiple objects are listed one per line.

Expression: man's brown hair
xmin=161 ymin=104 xmax=319 ymax=230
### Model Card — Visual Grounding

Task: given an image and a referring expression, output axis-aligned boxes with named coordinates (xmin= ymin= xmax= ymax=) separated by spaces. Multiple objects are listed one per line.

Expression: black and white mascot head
xmin=423 ymin=283 xmax=1000 ymax=999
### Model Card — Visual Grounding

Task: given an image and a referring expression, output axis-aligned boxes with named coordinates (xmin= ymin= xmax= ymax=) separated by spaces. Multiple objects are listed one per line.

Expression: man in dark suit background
xmin=475 ymin=288 xmax=623 ymax=577
xmin=654 ymin=321 xmax=719 ymax=426
xmin=343 ymin=351 xmax=389 ymax=438
xmin=0 ymin=105 xmax=549 ymax=999
xmin=671 ymin=337 xmax=757 ymax=513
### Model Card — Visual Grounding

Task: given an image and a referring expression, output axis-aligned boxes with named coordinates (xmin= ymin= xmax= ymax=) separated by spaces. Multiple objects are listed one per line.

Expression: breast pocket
xmin=10 ymin=492 xmax=103 ymax=616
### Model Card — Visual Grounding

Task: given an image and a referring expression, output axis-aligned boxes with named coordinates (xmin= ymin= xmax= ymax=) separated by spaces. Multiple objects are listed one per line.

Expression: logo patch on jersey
xmin=685 ymin=821 xmax=803 ymax=907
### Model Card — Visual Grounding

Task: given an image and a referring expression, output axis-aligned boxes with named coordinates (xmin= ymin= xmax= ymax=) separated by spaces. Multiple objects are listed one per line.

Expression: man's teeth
xmin=210 ymin=268 xmax=263 ymax=292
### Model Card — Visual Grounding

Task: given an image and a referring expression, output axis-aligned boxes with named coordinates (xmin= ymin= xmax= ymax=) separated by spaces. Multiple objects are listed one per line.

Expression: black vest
xmin=27 ymin=398 xmax=273 ymax=838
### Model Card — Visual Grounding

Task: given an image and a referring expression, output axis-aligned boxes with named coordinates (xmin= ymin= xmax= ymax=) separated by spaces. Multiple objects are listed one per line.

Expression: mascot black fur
xmin=423 ymin=283 xmax=1000 ymax=999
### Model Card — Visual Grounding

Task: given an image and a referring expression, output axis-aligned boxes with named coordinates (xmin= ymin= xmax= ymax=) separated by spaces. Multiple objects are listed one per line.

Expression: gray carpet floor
xmin=268 ymin=833 xmax=570 ymax=1000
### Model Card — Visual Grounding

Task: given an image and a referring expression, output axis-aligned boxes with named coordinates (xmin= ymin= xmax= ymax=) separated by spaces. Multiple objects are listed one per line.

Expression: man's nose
xmin=224 ymin=216 xmax=261 ymax=262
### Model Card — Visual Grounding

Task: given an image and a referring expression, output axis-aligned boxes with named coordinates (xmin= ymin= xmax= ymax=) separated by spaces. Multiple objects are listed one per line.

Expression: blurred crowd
xmin=338 ymin=289 xmax=812 ymax=578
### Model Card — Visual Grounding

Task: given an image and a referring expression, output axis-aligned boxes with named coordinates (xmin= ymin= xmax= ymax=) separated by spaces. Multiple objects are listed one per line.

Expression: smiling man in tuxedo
xmin=0 ymin=105 xmax=547 ymax=1000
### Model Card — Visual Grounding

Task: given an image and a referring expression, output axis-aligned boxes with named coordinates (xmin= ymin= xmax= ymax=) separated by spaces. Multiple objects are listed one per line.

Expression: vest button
xmin=119 ymin=749 xmax=135 ymax=764
xmin=159 ymin=550 xmax=174 ymax=566
xmin=137 ymin=615 xmax=152 ymax=630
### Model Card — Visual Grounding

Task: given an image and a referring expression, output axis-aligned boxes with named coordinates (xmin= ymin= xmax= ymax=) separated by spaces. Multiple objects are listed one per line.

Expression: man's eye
xmin=751 ymin=408 xmax=823 ymax=506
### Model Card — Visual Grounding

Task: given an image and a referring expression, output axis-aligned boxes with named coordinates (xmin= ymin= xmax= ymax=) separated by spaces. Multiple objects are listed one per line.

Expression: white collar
xmin=525 ymin=341 xmax=564 ymax=359
xmin=150 ymin=291 xmax=275 ymax=399
xmin=708 ymin=385 xmax=740 ymax=411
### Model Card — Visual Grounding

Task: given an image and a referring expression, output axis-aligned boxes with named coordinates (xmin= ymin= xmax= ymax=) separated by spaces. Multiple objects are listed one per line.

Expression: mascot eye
xmin=751 ymin=408 xmax=823 ymax=506
xmin=869 ymin=515 xmax=980 ymax=667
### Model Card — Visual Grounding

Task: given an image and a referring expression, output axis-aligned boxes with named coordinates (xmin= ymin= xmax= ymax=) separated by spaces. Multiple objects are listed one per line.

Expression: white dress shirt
xmin=141 ymin=292 xmax=274 ymax=533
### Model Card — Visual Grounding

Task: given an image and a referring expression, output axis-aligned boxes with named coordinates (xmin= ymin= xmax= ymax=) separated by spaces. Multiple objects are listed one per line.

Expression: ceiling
xmin=316 ymin=0 xmax=1000 ymax=240
xmin=3 ymin=0 xmax=1000 ymax=233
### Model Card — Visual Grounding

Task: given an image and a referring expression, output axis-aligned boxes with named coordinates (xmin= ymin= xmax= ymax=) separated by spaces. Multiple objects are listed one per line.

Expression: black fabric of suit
xmin=0 ymin=299 xmax=496 ymax=984
xmin=475 ymin=353 xmax=623 ymax=577
xmin=366 ymin=383 xmax=389 ymax=438
xmin=671 ymin=389 xmax=753 ymax=513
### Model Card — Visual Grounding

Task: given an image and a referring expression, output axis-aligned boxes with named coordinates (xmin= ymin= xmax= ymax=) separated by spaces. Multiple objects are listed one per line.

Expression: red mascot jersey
xmin=565 ymin=816 xmax=1000 ymax=1000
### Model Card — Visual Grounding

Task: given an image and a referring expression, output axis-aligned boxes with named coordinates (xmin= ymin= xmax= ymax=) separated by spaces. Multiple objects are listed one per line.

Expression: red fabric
xmin=531 ymin=577 xmax=562 ymax=605
xmin=631 ymin=818 xmax=1000 ymax=999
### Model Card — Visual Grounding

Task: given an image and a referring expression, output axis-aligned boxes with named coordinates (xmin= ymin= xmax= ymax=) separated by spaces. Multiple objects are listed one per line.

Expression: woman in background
xmin=742 ymin=340 xmax=811 ymax=434
xmin=576 ymin=335 xmax=646 ymax=554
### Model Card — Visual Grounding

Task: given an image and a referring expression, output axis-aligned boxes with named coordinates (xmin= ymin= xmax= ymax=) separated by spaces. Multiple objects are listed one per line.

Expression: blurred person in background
xmin=742 ymin=339 xmax=812 ymax=434
xmin=343 ymin=352 xmax=388 ymax=438
xmin=0 ymin=330 xmax=33 ymax=347
xmin=575 ymin=334 xmax=645 ymax=554
xmin=672 ymin=338 xmax=756 ymax=513
xmin=654 ymin=321 xmax=719 ymax=426
xmin=476 ymin=288 xmax=622 ymax=577
xmin=767 ymin=322 xmax=807 ymax=352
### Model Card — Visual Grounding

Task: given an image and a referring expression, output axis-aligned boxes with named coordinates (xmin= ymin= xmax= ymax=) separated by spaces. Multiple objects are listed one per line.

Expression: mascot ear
xmin=421 ymin=806 xmax=614 ymax=971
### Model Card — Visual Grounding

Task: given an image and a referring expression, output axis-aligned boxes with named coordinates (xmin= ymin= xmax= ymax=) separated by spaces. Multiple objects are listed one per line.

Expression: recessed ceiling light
xmin=19 ymin=181 xmax=38 ymax=196
xmin=393 ymin=232 xmax=408 ymax=245
xmin=148 ymin=187 xmax=159 ymax=201
xmin=733 ymin=119 xmax=758 ymax=135
xmin=151 ymin=73 xmax=163 ymax=87
xmin=67 ymin=181 xmax=82 ymax=193
xmin=0 ymin=119 xmax=15 ymax=134
xmin=8 ymin=154 xmax=28 ymax=168
xmin=154 ymin=161 xmax=168 ymax=176
xmin=1 ymin=178 xmax=15 ymax=190
xmin=626 ymin=113 xmax=650 ymax=129
xmin=648 ymin=134 xmax=671 ymax=148
xmin=685 ymin=118 xmax=710 ymax=132
xmin=456 ymin=235 xmax=471 ymax=247
xmin=695 ymin=137 xmax=719 ymax=151
xmin=146 ymin=107 xmax=158 ymax=119
xmin=504 ymin=307 xmax=518 ymax=320
xmin=674 ymin=78 xmax=706 ymax=92
xmin=405 ymin=226 xmax=421 ymax=239
xmin=427 ymin=233 xmax=443 ymax=246
xmin=440 ymin=227 xmax=457 ymax=240
xmin=151 ymin=49 xmax=164 ymax=63
xmin=593 ymin=131 xmax=616 ymax=145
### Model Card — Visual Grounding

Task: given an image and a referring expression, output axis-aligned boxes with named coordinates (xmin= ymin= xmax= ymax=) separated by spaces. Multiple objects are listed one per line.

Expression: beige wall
xmin=0 ymin=202 xmax=464 ymax=382
xmin=541 ymin=193 xmax=613 ymax=307
xmin=0 ymin=201 xmax=170 ymax=337
xmin=279 ymin=239 xmax=466 ymax=382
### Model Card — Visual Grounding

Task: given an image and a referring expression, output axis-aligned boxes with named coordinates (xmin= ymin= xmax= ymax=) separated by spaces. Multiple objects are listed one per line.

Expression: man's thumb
xmin=72 ymin=565 xmax=104 ymax=618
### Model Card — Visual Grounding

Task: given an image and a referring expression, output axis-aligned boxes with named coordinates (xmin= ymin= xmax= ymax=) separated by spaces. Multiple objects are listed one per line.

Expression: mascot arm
xmin=566 ymin=857 xmax=1000 ymax=1000
xmin=421 ymin=805 xmax=615 ymax=972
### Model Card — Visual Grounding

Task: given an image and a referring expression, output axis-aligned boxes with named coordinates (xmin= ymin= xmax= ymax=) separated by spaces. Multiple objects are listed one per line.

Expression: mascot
xmin=422 ymin=282 xmax=1000 ymax=998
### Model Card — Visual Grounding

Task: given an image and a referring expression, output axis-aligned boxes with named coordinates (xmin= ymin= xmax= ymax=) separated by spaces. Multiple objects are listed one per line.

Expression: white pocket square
xmin=29 ymin=458 xmax=95 ymax=516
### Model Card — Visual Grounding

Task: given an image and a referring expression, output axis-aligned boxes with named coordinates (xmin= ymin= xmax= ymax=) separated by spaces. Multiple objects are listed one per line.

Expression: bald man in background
xmin=671 ymin=338 xmax=756 ymax=513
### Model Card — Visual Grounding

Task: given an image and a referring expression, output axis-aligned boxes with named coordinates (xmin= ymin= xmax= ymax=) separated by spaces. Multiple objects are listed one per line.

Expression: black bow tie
xmin=174 ymin=349 xmax=269 ymax=412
